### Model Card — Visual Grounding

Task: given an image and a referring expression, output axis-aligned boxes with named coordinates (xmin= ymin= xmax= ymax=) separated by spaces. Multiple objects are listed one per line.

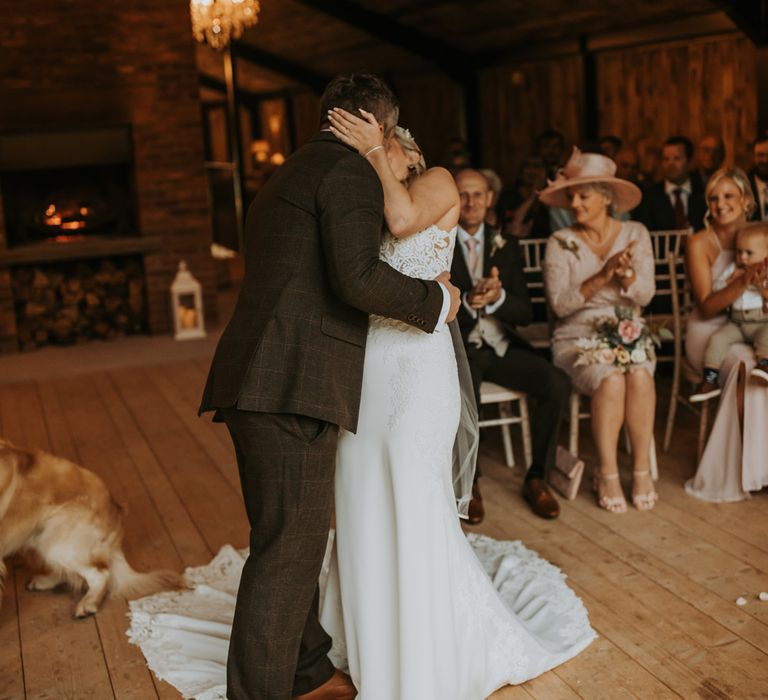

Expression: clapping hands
xmin=468 ymin=267 xmax=503 ymax=309
xmin=603 ymin=240 xmax=637 ymax=289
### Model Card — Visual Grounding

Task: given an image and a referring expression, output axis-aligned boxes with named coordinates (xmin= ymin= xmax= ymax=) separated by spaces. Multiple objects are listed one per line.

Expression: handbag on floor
xmin=547 ymin=446 xmax=585 ymax=500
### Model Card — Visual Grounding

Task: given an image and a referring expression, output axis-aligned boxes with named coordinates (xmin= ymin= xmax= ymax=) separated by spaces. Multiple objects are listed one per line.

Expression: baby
xmin=691 ymin=222 xmax=768 ymax=402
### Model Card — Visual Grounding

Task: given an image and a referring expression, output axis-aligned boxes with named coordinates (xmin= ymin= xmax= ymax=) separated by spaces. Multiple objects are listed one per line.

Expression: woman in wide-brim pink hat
xmin=541 ymin=147 xmax=658 ymax=514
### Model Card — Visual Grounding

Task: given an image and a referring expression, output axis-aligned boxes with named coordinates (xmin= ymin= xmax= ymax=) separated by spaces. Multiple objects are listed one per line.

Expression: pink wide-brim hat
xmin=538 ymin=147 xmax=642 ymax=213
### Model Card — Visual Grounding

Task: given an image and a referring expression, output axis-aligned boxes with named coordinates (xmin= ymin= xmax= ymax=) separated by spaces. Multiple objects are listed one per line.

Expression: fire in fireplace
xmin=0 ymin=127 xmax=137 ymax=248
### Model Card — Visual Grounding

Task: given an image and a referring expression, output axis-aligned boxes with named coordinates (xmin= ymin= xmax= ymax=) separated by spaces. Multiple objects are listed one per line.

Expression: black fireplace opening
xmin=0 ymin=126 xmax=138 ymax=248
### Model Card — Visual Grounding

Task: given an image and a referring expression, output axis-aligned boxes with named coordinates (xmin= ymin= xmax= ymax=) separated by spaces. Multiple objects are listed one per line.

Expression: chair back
xmin=666 ymin=250 xmax=693 ymax=368
xmin=647 ymin=228 xmax=691 ymax=319
xmin=518 ymin=237 xmax=551 ymax=348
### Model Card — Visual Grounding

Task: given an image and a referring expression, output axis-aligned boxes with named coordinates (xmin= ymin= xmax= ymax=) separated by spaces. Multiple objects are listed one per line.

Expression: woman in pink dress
xmin=685 ymin=167 xmax=768 ymax=501
xmin=542 ymin=149 xmax=657 ymax=513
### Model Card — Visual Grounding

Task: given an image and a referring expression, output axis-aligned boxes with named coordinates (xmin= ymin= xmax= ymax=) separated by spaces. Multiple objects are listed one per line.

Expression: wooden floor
xmin=1 ymin=352 xmax=768 ymax=700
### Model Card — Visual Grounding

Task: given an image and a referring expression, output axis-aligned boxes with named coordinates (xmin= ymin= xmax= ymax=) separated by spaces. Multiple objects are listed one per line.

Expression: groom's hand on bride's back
xmin=436 ymin=271 xmax=462 ymax=323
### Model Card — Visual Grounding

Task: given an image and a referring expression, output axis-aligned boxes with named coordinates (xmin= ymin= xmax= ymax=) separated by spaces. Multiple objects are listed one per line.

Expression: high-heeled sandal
xmin=592 ymin=470 xmax=627 ymax=513
xmin=631 ymin=470 xmax=658 ymax=511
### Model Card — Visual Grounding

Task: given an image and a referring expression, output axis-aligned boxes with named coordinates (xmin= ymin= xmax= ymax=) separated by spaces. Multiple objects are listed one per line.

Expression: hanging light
xmin=190 ymin=0 xmax=260 ymax=50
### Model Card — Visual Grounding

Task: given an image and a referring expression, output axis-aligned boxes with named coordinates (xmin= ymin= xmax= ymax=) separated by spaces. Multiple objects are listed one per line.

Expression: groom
xmin=200 ymin=73 xmax=461 ymax=700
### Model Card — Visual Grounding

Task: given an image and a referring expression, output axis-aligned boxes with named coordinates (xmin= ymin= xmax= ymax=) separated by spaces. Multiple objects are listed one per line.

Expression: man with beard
xmin=633 ymin=135 xmax=706 ymax=231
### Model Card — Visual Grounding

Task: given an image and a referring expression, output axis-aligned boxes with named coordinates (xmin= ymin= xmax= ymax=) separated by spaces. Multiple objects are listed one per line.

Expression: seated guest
xmin=695 ymin=134 xmax=726 ymax=187
xmin=542 ymin=148 xmax=657 ymax=513
xmin=690 ymin=222 xmax=768 ymax=401
xmin=480 ymin=168 xmax=503 ymax=227
xmin=615 ymin=145 xmax=640 ymax=182
xmin=633 ymin=135 xmax=706 ymax=231
xmin=683 ymin=168 xmax=768 ymax=501
xmin=536 ymin=128 xmax=567 ymax=179
xmin=749 ymin=132 xmax=768 ymax=222
xmin=496 ymin=155 xmax=550 ymax=238
xmin=598 ymin=135 xmax=623 ymax=160
xmin=452 ymin=168 xmax=571 ymax=522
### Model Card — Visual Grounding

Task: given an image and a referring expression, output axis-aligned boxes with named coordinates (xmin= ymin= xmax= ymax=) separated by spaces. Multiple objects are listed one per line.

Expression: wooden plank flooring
xmin=1 ymin=356 xmax=767 ymax=700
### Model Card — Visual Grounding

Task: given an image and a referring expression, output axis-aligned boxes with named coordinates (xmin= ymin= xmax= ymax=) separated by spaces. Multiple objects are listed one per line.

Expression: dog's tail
xmin=109 ymin=551 xmax=183 ymax=599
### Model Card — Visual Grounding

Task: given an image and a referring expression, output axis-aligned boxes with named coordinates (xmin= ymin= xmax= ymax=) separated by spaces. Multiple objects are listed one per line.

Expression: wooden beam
xmin=198 ymin=74 xmax=304 ymax=104
xmin=714 ymin=0 xmax=768 ymax=46
xmin=291 ymin=0 xmax=472 ymax=82
xmin=587 ymin=11 xmax=740 ymax=52
xmin=473 ymin=12 xmax=737 ymax=70
xmin=231 ymin=41 xmax=329 ymax=94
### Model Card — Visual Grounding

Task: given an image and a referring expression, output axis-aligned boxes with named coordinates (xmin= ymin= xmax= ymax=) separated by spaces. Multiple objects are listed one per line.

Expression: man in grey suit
xmin=200 ymin=73 xmax=461 ymax=700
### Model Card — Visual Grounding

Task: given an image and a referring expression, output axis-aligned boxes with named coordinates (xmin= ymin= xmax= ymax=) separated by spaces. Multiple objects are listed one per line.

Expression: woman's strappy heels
xmin=631 ymin=470 xmax=658 ymax=511
xmin=592 ymin=470 xmax=627 ymax=513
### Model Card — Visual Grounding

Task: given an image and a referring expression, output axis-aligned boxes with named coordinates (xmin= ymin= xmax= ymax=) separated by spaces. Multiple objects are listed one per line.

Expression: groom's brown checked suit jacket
xmin=200 ymin=131 xmax=444 ymax=431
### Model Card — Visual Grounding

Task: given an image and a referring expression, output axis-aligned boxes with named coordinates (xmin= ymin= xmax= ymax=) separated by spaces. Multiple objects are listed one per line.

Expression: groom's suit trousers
xmin=219 ymin=407 xmax=339 ymax=700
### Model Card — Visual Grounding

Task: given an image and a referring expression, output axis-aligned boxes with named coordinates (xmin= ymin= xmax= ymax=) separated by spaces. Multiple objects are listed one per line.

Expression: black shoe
xmin=690 ymin=379 xmax=721 ymax=402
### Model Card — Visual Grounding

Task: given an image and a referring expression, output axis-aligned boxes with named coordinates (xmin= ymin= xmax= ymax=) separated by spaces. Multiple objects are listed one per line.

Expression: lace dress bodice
xmin=371 ymin=225 xmax=456 ymax=332
xmin=378 ymin=224 xmax=456 ymax=279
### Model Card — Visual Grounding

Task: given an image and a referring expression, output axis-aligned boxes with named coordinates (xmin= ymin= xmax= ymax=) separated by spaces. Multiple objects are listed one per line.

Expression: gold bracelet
xmin=364 ymin=145 xmax=384 ymax=158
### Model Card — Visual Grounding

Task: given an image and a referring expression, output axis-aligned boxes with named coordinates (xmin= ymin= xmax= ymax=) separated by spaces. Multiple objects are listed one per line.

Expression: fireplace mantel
xmin=0 ymin=235 xmax=163 ymax=267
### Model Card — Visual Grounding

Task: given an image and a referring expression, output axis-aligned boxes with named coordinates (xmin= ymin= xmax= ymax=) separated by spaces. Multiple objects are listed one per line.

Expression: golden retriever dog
xmin=0 ymin=437 xmax=181 ymax=618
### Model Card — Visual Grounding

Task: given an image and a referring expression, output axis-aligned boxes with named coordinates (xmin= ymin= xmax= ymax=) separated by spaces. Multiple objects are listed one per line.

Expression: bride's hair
xmin=394 ymin=126 xmax=427 ymax=181
xmin=703 ymin=167 xmax=756 ymax=229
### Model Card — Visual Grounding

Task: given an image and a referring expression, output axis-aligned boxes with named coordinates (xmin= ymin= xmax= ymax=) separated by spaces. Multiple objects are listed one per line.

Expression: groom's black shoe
xmin=293 ymin=670 xmax=356 ymax=700
xmin=466 ymin=481 xmax=484 ymax=525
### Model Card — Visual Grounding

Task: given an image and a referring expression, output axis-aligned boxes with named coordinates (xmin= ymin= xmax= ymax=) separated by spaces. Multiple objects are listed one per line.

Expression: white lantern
xmin=171 ymin=260 xmax=206 ymax=340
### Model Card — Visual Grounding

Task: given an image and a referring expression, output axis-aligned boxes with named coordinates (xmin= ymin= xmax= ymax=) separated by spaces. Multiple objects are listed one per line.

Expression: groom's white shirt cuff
xmin=436 ymin=283 xmax=451 ymax=331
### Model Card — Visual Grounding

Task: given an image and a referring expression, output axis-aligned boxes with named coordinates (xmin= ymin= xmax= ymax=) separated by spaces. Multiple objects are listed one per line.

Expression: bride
xmin=127 ymin=118 xmax=595 ymax=700
xmin=320 ymin=109 xmax=595 ymax=698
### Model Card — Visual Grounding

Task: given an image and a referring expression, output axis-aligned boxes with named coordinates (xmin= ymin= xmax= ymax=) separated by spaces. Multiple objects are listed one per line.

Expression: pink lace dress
xmin=544 ymin=221 xmax=656 ymax=395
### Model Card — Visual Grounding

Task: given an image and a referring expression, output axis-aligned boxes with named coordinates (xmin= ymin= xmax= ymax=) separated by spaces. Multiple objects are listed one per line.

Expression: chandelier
xmin=190 ymin=0 xmax=260 ymax=50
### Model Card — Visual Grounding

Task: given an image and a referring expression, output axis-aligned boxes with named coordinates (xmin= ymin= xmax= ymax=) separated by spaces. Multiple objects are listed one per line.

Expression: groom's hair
xmin=320 ymin=73 xmax=399 ymax=135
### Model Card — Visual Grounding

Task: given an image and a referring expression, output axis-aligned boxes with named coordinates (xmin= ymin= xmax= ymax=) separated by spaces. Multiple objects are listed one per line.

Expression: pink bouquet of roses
xmin=574 ymin=306 xmax=670 ymax=369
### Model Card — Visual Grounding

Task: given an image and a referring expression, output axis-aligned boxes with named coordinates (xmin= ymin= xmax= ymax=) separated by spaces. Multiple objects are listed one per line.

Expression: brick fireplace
xmin=0 ymin=0 xmax=216 ymax=353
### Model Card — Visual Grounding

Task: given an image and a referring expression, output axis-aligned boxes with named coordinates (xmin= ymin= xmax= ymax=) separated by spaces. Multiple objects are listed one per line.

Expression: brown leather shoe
xmin=466 ymin=481 xmax=484 ymax=525
xmin=523 ymin=478 xmax=560 ymax=519
xmin=293 ymin=670 xmax=357 ymax=700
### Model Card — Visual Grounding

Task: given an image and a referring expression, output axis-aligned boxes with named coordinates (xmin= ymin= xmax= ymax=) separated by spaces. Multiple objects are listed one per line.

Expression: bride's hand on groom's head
xmin=328 ymin=107 xmax=383 ymax=156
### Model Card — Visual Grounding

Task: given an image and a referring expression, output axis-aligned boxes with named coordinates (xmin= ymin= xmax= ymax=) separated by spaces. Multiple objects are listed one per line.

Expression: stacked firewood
xmin=11 ymin=258 xmax=146 ymax=350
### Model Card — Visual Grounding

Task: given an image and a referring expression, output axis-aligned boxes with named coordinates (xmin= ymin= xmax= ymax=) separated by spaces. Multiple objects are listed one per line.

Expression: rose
xmin=618 ymin=319 xmax=642 ymax=344
xmin=615 ymin=348 xmax=631 ymax=365
xmin=597 ymin=348 xmax=615 ymax=364
xmin=630 ymin=347 xmax=647 ymax=364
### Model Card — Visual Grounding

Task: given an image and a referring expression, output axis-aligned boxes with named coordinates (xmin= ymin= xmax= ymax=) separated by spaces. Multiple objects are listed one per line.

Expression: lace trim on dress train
xmin=128 ymin=535 xmax=595 ymax=699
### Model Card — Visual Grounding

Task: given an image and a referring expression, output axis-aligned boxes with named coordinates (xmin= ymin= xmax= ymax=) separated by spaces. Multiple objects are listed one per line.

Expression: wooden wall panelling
xmin=478 ymin=56 xmax=584 ymax=188
xmin=596 ymin=35 xmax=757 ymax=174
xmin=393 ymin=73 xmax=465 ymax=170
